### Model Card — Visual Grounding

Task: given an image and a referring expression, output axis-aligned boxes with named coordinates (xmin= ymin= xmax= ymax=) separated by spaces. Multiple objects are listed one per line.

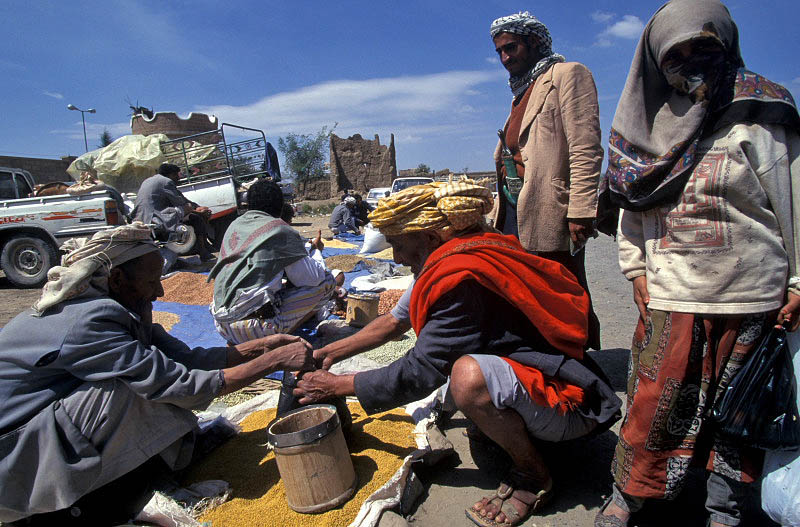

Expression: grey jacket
xmin=0 ymin=297 xmax=227 ymax=521
xmin=132 ymin=174 xmax=190 ymax=234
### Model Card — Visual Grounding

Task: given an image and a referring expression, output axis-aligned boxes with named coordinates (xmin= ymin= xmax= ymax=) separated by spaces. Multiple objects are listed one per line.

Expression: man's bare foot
xmin=467 ymin=468 xmax=553 ymax=526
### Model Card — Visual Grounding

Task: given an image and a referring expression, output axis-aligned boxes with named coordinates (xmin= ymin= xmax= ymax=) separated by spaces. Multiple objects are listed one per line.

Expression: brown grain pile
xmin=151 ymin=311 xmax=180 ymax=331
xmin=323 ymin=255 xmax=376 ymax=273
xmin=371 ymin=247 xmax=394 ymax=260
xmin=185 ymin=402 xmax=416 ymax=527
xmin=378 ymin=289 xmax=406 ymax=315
xmin=160 ymin=272 xmax=215 ymax=305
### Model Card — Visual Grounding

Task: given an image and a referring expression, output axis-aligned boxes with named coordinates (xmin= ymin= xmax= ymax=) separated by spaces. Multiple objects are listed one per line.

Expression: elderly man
xmin=132 ymin=163 xmax=215 ymax=261
xmin=0 ymin=223 xmax=313 ymax=525
xmin=296 ymin=180 xmax=620 ymax=527
xmin=328 ymin=195 xmax=361 ymax=234
xmin=209 ymin=179 xmax=340 ymax=344
xmin=490 ymin=12 xmax=603 ymax=349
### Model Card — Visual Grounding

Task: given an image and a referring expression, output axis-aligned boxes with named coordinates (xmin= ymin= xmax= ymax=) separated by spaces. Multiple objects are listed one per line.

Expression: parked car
xmin=0 ymin=167 xmax=125 ymax=287
xmin=366 ymin=187 xmax=390 ymax=208
xmin=390 ymin=176 xmax=434 ymax=194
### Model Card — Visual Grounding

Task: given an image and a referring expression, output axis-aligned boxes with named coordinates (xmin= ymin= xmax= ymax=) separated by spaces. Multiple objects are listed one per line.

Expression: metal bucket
xmin=266 ymin=404 xmax=357 ymax=513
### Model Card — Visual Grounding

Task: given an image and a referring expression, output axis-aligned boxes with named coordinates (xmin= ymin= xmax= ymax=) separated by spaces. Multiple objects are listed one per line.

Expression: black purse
xmin=711 ymin=324 xmax=800 ymax=450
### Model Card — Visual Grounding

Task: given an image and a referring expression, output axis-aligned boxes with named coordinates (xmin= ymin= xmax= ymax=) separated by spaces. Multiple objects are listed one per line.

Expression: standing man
xmin=490 ymin=12 xmax=603 ymax=349
xmin=133 ymin=163 xmax=215 ymax=261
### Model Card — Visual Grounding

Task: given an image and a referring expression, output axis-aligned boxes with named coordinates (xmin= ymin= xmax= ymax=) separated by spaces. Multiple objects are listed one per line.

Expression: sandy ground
xmin=0 ymin=217 xmax=777 ymax=526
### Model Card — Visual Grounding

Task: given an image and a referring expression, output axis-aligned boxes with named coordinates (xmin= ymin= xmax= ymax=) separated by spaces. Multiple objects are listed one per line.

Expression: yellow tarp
xmin=184 ymin=403 xmax=415 ymax=527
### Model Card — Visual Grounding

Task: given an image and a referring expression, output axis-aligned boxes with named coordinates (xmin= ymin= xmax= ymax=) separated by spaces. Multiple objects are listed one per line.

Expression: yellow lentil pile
xmin=378 ymin=289 xmax=406 ymax=315
xmin=184 ymin=403 xmax=415 ymax=527
xmin=160 ymin=272 xmax=215 ymax=305
xmin=322 ymin=239 xmax=357 ymax=249
xmin=151 ymin=311 xmax=180 ymax=331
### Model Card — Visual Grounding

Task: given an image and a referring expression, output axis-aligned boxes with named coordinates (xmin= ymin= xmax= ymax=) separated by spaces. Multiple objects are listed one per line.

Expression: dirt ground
xmin=0 ymin=216 xmax=777 ymax=526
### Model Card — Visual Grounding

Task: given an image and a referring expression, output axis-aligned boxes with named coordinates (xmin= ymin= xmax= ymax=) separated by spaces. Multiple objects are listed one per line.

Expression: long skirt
xmin=612 ymin=309 xmax=769 ymax=500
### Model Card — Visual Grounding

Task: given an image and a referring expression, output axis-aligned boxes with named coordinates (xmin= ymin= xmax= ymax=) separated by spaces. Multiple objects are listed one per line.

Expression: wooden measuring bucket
xmin=346 ymin=292 xmax=380 ymax=327
xmin=266 ymin=404 xmax=357 ymax=513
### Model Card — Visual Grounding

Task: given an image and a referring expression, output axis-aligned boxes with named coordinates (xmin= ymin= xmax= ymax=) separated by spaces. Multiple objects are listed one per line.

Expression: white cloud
xmin=595 ymin=38 xmax=613 ymax=48
xmin=602 ymin=15 xmax=645 ymax=40
xmin=51 ymin=121 xmax=131 ymax=142
xmin=196 ymin=70 xmax=504 ymax=140
xmin=591 ymin=11 xmax=615 ymax=24
xmin=43 ymin=91 xmax=63 ymax=100
xmin=485 ymin=56 xmax=500 ymax=65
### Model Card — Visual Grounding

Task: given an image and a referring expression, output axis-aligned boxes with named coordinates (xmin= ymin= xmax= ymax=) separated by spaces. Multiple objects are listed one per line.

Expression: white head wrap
xmin=33 ymin=222 xmax=160 ymax=315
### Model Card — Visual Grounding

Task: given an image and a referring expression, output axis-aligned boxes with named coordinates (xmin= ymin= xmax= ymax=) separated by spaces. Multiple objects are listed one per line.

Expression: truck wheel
xmin=1 ymin=235 xmax=58 ymax=288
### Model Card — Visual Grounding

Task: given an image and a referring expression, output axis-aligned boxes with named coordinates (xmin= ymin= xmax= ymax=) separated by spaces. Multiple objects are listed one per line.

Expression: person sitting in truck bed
xmin=209 ymin=179 xmax=341 ymax=345
xmin=132 ymin=163 xmax=215 ymax=261
xmin=328 ymin=195 xmax=361 ymax=234
xmin=0 ymin=223 xmax=313 ymax=526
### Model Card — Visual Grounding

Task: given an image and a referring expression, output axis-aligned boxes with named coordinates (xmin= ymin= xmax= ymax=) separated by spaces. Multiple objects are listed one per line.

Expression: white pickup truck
xmin=0 ymin=167 xmax=125 ymax=287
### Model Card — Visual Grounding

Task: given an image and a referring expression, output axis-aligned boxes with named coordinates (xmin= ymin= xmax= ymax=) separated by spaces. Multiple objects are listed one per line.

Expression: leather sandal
xmin=465 ymin=468 xmax=554 ymax=527
xmin=594 ymin=496 xmax=627 ymax=527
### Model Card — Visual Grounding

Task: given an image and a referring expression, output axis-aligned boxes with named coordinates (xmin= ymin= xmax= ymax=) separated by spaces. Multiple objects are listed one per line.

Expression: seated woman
xmin=295 ymin=179 xmax=621 ymax=527
xmin=210 ymin=179 xmax=341 ymax=344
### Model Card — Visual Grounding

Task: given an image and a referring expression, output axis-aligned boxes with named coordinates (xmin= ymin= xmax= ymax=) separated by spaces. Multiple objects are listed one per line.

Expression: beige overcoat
xmin=491 ymin=62 xmax=603 ymax=252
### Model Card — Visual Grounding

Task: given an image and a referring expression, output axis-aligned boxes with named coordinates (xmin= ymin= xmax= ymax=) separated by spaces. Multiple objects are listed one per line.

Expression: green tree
xmin=414 ymin=163 xmax=431 ymax=175
xmin=98 ymin=128 xmax=114 ymax=148
xmin=277 ymin=124 xmax=337 ymax=182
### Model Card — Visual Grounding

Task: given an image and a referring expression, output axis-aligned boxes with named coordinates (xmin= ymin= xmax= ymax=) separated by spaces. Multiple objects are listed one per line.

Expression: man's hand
xmin=777 ymin=292 xmax=800 ymax=331
xmin=195 ymin=206 xmax=212 ymax=219
xmin=272 ymin=340 xmax=315 ymax=371
xmin=632 ymin=275 xmax=649 ymax=322
xmin=568 ymin=218 xmax=594 ymax=244
xmin=311 ymin=229 xmax=325 ymax=252
xmin=294 ymin=370 xmax=341 ymax=404
xmin=259 ymin=334 xmax=304 ymax=351
xmin=313 ymin=346 xmax=337 ymax=370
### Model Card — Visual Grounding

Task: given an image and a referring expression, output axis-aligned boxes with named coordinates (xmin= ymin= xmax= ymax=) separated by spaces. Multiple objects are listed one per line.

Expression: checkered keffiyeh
xmin=490 ymin=11 xmax=565 ymax=97
xmin=490 ymin=11 xmax=553 ymax=49
xmin=368 ymin=178 xmax=493 ymax=236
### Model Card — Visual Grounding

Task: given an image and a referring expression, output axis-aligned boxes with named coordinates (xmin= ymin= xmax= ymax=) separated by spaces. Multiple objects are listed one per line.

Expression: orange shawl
xmin=410 ymin=232 xmax=589 ymax=411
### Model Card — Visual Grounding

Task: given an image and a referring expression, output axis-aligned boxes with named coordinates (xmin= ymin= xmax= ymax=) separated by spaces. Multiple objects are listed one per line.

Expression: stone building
xmin=0 ymin=155 xmax=77 ymax=184
xmin=130 ymin=112 xmax=219 ymax=144
xmin=329 ymin=133 xmax=397 ymax=196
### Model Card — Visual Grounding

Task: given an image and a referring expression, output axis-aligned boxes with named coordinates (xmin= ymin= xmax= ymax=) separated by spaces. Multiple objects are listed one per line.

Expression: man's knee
xmin=449 ymin=356 xmax=490 ymax=408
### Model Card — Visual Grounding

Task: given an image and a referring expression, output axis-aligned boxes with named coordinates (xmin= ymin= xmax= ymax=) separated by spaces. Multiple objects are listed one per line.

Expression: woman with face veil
xmin=596 ymin=1 xmax=800 ymax=526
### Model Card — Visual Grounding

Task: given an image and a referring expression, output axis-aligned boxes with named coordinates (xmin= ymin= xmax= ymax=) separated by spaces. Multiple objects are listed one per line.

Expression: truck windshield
xmin=392 ymin=178 xmax=432 ymax=192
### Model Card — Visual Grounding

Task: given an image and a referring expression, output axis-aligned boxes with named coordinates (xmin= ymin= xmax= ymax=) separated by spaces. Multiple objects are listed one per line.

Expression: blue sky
xmin=2 ymin=1 xmax=799 ymax=176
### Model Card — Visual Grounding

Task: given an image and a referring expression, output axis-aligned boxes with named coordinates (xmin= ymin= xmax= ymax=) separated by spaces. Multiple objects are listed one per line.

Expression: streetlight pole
xmin=67 ymin=104 xmax=96 ymax=153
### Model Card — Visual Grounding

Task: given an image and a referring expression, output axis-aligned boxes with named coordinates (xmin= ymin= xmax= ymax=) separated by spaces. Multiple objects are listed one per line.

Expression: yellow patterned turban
xmin=369 ymin=178 xmax=494 ymax=236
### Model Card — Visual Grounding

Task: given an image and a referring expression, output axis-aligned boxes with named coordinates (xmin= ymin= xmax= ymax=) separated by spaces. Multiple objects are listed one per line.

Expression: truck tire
xmin=1 ymin=235 xmax=58 ymax=288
